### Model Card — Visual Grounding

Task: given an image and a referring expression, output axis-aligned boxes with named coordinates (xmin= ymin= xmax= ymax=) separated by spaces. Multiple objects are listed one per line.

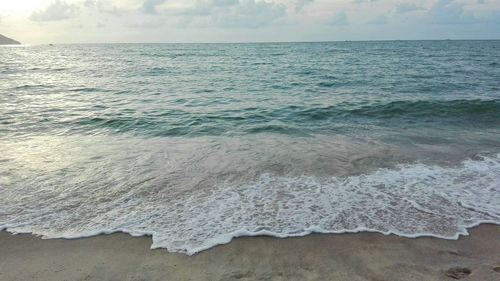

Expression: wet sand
xmin=0 ymin=224 xmax=499 ymax=281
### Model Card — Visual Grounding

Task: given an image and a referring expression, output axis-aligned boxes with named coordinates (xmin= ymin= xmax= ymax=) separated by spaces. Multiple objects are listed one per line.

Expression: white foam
xmin=1 ymin=153 xmax=499 ymax=255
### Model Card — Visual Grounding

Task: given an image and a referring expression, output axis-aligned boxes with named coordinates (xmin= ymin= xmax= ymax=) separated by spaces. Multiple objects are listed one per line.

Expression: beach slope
xmin=0 ymin=224 xmax=499 ymax=281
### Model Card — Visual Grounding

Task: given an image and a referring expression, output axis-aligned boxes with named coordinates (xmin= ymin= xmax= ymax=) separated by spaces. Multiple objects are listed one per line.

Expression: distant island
xmin=0 ymin=34 xmax=21 ymax=45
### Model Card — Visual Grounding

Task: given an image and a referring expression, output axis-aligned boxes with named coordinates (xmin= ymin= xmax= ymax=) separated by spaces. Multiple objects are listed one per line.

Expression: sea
xmin=1 ymin=41 xmax=499 ymax=255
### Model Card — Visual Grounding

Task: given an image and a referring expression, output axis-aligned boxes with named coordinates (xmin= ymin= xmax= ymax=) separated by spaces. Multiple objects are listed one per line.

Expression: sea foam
xmin=1 ymin=153 xmax=499 ymax=255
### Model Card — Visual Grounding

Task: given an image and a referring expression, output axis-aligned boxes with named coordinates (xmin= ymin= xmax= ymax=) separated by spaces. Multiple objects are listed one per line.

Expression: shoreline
xmin=1 ymin=224 xmax=499 ymax=281
xmin=3 ymin=219 xmax=499 ymax=255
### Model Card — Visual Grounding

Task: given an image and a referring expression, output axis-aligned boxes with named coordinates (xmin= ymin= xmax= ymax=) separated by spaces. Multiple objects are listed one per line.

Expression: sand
xmin=0 ymin=224 xmax=499 ymax=281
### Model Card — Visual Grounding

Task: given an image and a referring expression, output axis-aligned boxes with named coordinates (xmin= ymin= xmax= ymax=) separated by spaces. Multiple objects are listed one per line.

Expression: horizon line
xmin=13 ymin=38 xmax=500 ymax=45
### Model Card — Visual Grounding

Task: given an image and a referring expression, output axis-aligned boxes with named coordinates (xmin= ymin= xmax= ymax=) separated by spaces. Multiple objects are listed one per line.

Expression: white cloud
xmin=2 ymin=0 xmax=500 ymax=43
xmin=424 ymin=0 xmax=500 ymax=25
xmin=295 ymin=0 xmax=314 ymax=12
xmin=367 ymin=14 xmax=388 ymax=24
xmin=126 ymin=14 xmax=165 ymax=28
xmin=82 ymin=0 xmax=129 ymax=15
xmin=96 ymin=0 xmax=127 ymax=15
xmin=428 ymin=0 xmax=476 ymax=24
xmin=395 ymin=3 xmax=425 ymax=13
xmin=167 ymin=0 xmax=286 ymax=28
xmin=328 ymin=11 xmax=349 ymax=26
xmin=173 ymin=0 xmax=241 ymax=16
xmin=211 ymin=0 xmax=286 ymax=28
xmin=142 ymin=0 xmax=167 ymax=14
xmin=353 ymin=0 xmax=380 ymax=4
xmin=84 ymin=0 xmax=96 ymax=7
xmin=30 ymin=0 xmax=79 ymax=22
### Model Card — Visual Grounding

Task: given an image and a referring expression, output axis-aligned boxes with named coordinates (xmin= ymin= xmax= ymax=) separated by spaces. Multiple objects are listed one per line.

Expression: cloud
xmin=84 ymin=0 xmax=127 ymax=15
xmin=30 ymin=0 xmax=79 ymax=22
xmin=208 ymin=0 xmax=240 ymax=7
xmin=428 ymin=0 xmax=475 ymax=24
xmin=126 ymin=15 xmax=165 ymax=28
xmin=426 ymin=0 xmax=500 ymax=25
xmin=84 ymin=0 xmax=96 ymax=7
xmin=212 ymin=0 xmax=286 ymax=28
xmin=353 ymin=0 xmax=379 ymax=4
xmin=177 ymin=0 xmax=240 ymax=16
xmin=395 ymin=3 xmax=425 ymax=14
xmin=328 ymin=11 xmax=349 ymax=26
xmin=367 ymin=14 xmax=388 ymax=24
xmin=169 ymin=0 xmax=286 ymax=28
xmin=483 ymin=11 xmax=500 ymax=23
xmin=295 ymin=0 xmax=314 ymax=12
xmin=142 ymin=0 xmax=168 ymax=14
xmin=0 ymin=0 xmax=497 ymax=44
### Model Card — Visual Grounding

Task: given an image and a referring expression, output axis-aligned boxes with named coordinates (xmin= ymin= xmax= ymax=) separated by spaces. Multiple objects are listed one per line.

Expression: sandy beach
xmin=0 ymin=224 xmax=498 ymax=281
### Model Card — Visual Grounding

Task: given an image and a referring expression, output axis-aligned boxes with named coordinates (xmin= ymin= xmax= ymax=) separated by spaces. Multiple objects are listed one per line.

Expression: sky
xmin=0 ymin=0 xmax=499 ymax=44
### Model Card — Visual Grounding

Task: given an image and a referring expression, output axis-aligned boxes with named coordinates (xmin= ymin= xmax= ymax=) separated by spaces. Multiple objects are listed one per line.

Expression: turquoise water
xmin=1 ymin=41 xmax=499 ymax=254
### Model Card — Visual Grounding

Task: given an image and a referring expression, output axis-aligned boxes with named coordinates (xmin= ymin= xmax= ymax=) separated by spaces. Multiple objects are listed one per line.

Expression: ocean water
xmin=1 ymin=41 xmax=499 ymax=255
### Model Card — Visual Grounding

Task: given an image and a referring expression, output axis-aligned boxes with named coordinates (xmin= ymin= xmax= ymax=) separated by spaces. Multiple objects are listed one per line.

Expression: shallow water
xmin=1 ymin=41 xmax=499 ymax=254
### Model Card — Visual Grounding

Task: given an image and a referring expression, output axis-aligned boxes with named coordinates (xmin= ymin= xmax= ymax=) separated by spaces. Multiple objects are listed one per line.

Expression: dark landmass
xmin=0 ymin=34 xmax=21 ymax=45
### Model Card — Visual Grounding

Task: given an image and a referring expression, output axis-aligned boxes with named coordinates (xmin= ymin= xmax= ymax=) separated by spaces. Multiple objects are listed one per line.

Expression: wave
xmin=3 ymin=99 xmax=499 ymax=137
xmin=349 ymin=99 xmax=500 ymax=118
xmin=287 ymin=99 xmax=500 ymax=120
xmin=1 ymin=153 xmax=499 ymax=255
xmin=71 ymin=99 xmax=499 ymax=136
